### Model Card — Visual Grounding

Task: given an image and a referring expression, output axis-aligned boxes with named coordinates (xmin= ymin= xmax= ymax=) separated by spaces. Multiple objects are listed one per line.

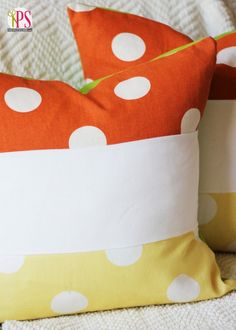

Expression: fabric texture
xmin=2 ymin=254 xmax=236 ymax=330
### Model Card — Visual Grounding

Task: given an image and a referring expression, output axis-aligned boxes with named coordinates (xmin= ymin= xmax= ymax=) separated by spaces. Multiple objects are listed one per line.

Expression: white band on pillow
xmin=0 ymin=132 xmax=199 ymax=255
xmin=199 ymin=100 xmax=236 ymax=193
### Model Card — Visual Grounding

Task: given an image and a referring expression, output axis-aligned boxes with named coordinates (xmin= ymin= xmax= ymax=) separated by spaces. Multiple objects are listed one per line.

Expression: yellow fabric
xmin=200 ymin=193 xmax=236 ymax=251
xmin=0 ymin=232 xmax=235 ymax=322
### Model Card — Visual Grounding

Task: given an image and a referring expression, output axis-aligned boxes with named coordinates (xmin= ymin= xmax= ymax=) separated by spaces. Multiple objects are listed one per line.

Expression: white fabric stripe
xmin=0 ymin=132 xmax=199 ymax=255
xmin=199 ymin=100 xmax=236 ymax=193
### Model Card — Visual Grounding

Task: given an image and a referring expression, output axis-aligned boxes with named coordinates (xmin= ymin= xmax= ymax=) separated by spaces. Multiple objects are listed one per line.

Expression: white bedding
xmin=0 ymin=0 xmax=236 ymax=329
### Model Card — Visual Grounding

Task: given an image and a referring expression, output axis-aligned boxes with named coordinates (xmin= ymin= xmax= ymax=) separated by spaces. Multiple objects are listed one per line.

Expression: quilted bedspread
xmin=0 ymin=0 xmax=236 ymax=329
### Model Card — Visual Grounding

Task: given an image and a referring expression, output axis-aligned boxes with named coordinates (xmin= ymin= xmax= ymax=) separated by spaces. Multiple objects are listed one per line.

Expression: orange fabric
xmin=67 ymin=7 xmax=192 ymax=79
xmin=209 ymin=32 xmax=236 ymax=100
xmin=0 ymin=37 xmax=215 ymax=152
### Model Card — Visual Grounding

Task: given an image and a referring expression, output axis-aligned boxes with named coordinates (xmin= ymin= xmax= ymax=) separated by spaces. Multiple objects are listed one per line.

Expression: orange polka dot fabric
xmin=0 ymin=38 xmax=213 ymax=152
xmin=67 ymin=4 xmax=192 ymax=80
xmin=1 ymin=37 xmax=236 ymax=323
xmin=199 ymin=31 xmax=236 ymax=252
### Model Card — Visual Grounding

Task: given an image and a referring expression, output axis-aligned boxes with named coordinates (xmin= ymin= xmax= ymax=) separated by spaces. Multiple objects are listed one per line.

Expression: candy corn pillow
xmin=0 ymin=38 xmax=235 ymax=322
xmin=67 ymin=4 xmax=236 ymax=254
xmin=67 ymin=4 xmax=192 ymax=80
xmin=199 ymin=31 xmax=236 ymax=252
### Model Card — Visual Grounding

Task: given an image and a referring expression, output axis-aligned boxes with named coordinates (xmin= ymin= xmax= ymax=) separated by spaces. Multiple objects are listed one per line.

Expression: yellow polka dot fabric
xmin=0 ymin=233 xmax=235 ymax=321
xmin=199 ymin=193 xmax=236 ymax=252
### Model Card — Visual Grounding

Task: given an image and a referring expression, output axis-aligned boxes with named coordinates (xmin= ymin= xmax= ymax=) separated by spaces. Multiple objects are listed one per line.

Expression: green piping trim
xmin=152 ymin=39 xmax=203 ymax=61
xmin=80 ymin=30 xmax=236 ymax=94
xmin=79 ymin=38 xmax=204 ymax=94
xmin=80 ymin=76 xmax=109 ymax=94
xmin=214 ymin=29 xmax=236 ymax=40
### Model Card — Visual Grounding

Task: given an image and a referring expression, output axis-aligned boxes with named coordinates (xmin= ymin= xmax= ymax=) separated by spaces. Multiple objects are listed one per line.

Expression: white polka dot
xmin=114 ymin=77 xmax=151 ymax=100
xmin=112 ymin=33 xmax=146 ymax=62
xmin=167 ymin=274 xmax=200 ymax=302
xmin=105 ymin=245 xmax=143 ymax=266
xmin=0 ymin=256 xmax=25 ymax=274
xmin=84 ymin=78 xmax=93 ymax=84
xmin=226 ymin=241 xmax=236 ymax=252
xmin=181 ymin=108 xmax=201 ymax=133
xmin=4 ymin=87 xmax=42 ymax=113
xmin=51 ymin=291 xmax=88 ymax=314
xmin=68 ymin=4 xmax=95 ymax=12
xmin=198 ymin=194 xmax=218 ymax=225
xmin=69 ymin=126 xmax=107 ymax=149
xmin=217 ymin=47 xmax=236 ymax=67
